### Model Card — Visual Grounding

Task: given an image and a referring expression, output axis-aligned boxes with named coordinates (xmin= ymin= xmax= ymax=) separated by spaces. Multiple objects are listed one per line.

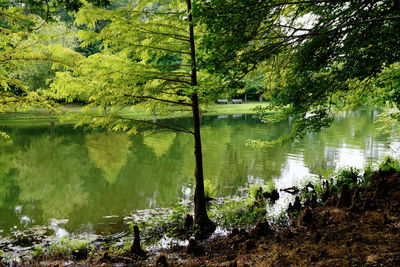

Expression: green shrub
xmin=45 ymin=237 xmax=94 ymax=257
xmin=210 ymin=199 xmax=266 ymax=229
xmin=204 ymin=179 xmax=217 ymax=199
xmin=335 ymin=168 xmax=360 ymax=188
xmin=131 ymin=204 xmax=192 ymax=245
xmin=104 ymin=237 xmax=133 ymax=255
xmin=32 ymin=246 xmax=45 ymax=258
xmin=361 ymin=165 xmax=374 ymax=186
xmin=379 ymin=156 xmax=400 ymax=172
xmin=249 ymin=184 xmax=264 ymax=198
xmin=269 ymin=210 xmax=290 ymax=228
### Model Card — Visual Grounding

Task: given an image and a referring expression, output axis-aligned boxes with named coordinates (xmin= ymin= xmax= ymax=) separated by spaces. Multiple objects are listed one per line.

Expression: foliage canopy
xmin=195 ymin=0 xmax=400 ymax=145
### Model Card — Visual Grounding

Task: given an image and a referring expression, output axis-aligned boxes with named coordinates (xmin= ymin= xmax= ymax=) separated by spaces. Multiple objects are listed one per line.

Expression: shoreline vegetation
xmin=1 ymin=157 xmax=399 ymax=266
xmin=0 ymin=102 xmax=270 ymax=123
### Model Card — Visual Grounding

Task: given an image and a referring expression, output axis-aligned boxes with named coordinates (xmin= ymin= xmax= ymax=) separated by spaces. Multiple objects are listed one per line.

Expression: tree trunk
xmin=153 ymin=111 xmax=157 ymax=123
xmin=187 ymin=0 xmax=215 ymax=239
xmin=25 ymin=2 xmax=29 ymax=18
xmin=392 ymin=0 xmax=399 ymax=11
xmin=50 ymin=121 xmax=55 ymax=138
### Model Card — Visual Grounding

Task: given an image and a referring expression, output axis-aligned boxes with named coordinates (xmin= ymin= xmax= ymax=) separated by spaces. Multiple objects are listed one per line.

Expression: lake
xmin=0 ymin=108 xmax=395 ymax=237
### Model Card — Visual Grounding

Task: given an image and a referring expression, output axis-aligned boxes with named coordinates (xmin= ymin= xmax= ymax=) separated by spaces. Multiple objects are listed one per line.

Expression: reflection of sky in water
xmin=147 ymin=191 xmax=158 ymax=208
xmin=14 ymin=205 xmax=22 ymax=214
xmin=181 ymin=186 xmax=192 ymax=202
xmin=273 ymin=140 xmax=393 ymax=189
xmin=20 ymin=216 xmax=31 ymax=226
xmin=50 ymin=219 xmax=69 ymax=238
xmin=335 ymin=146 xmax=366 ymax=169
xmin=247 ymin=175 xmax=267 ymax=186
xmin=267 ymin=156 xmax=316 ymax=217
xmin=277 ymin=155 xmax=313 ymax=188
xmin=264 ymin=127 xmax=397 ymax=218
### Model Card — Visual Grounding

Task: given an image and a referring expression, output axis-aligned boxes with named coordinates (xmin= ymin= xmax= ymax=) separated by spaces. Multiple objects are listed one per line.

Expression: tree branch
xmin=115 ymin=116 xmax=194 ymax=134
xmin=125 ymin=95 xmax=192 ymax=106
xmin=135 ymin=26 xmax=190 ymax=42
xmin=130 ymin=43 xmax=190 ymax=55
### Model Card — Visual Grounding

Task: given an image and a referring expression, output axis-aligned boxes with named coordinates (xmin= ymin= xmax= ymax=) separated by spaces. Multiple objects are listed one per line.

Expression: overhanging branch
xmin=124 ymin=95 xmax=192 ymax=106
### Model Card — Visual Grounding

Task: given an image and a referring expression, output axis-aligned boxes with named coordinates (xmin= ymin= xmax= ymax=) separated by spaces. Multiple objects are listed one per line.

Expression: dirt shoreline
xmin=12 ymin=168 xmax=400 ymax=266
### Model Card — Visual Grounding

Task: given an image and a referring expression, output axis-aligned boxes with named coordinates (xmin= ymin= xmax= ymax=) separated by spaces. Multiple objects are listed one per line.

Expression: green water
xmin=0 ymin=109 xmax=394 ymax=236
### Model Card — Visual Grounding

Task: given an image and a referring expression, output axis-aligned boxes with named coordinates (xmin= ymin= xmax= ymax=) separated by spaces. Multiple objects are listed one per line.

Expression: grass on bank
xmin=0 ymin=102 xmax=269 ymax=122
xmin=203 ymin=102 xmax=269 ymax=116
xmin=32 ymin=237 xmax=94 ymax=259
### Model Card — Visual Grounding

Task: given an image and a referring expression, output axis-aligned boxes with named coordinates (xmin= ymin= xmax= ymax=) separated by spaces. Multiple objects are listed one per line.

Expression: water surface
xmin=0 ymin=109 xmax=394 ymax=236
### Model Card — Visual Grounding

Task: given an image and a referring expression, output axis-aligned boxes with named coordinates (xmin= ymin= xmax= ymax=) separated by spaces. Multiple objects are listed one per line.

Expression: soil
xmin=14 ymin=169 xmax=400 ymax=266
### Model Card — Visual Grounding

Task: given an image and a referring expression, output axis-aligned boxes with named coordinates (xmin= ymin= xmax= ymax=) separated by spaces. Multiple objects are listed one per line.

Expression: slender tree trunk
xmin=50 ymin=121 xmax=55 ymax=138
xmin=25 ymin=2 xmax=29 ymax=18
xmin=153 ymin=111 xmax=157 ymax=123
xmin=393 ymin=0 xmax=399 ymax=11
xmin=186 ymin=0 xmax=215 ymax=239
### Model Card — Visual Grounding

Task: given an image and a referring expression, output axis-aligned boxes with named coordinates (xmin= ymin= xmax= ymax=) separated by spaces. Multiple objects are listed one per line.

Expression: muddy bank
xmin=6 ymin=166 xmax=400 ymax=266
xmin=150 ymin=167 xmax=400 ymax=266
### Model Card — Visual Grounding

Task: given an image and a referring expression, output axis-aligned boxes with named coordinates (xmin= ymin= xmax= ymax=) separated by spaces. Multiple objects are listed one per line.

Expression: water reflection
xmin=86 ymin=133 xmax=132 ymax=184
xmin=0 ymin=109 xmax=395 ymax=236
xmin=14 ymin=135 xmax=89 ymax=221
xmin=143 ymin=132 xmax=176 ymax=158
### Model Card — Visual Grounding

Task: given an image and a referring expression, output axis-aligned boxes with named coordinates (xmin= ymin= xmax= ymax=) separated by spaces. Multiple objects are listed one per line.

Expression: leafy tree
xmin=14 ymin=20 xmax=79 ymax=93
xmin=195 ymin=0 xmax=400 ymax=144
xmin=0 ymin=0 xmax=72 ymax=138
xmin=0 ymin=2 xmax=51 ymax=120
xmin=238 ymin=71 xmax=265 ymax=101
xmin=0 ymin=0 xmax=110 ymax=129
xmin=49 ymin=0 xmax=220 ymax=238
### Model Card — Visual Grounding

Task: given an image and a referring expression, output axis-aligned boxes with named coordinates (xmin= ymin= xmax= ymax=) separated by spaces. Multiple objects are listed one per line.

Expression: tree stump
xmin=337 ymin=184 xmax=352 ymax=208
xmin=130 ymin=226 xmax=146 ymax=257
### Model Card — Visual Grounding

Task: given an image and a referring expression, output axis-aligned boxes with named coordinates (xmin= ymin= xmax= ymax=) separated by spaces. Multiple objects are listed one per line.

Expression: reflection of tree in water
xmin=0 ymin=110 xmax=390 ymax=235
xmin=302 ymin=109 xmax=385 ymax=174
xmin=177 ymin=120 xmax=236 ymax=194
xmin=0 ymin=138 xmax=13 ymax=206
xmin=14 ymin=136 xmax=89 ymax=219
xmin=201 ymin=123 xmax=232 ymax=191
xmin=86 ymin=133 xmax=132 ymax=184
xmin=207 ymin=117 xmax=289 ymax=194
xmin=177 ymin=117 xmax=290 ymax=196
xmin=108 ymin=132 xmax=187 ymax=210
xmin=143 ymin=132 xmax=176 ymax=158
xmin=232 ymin=118 xmax=289 ymax=180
